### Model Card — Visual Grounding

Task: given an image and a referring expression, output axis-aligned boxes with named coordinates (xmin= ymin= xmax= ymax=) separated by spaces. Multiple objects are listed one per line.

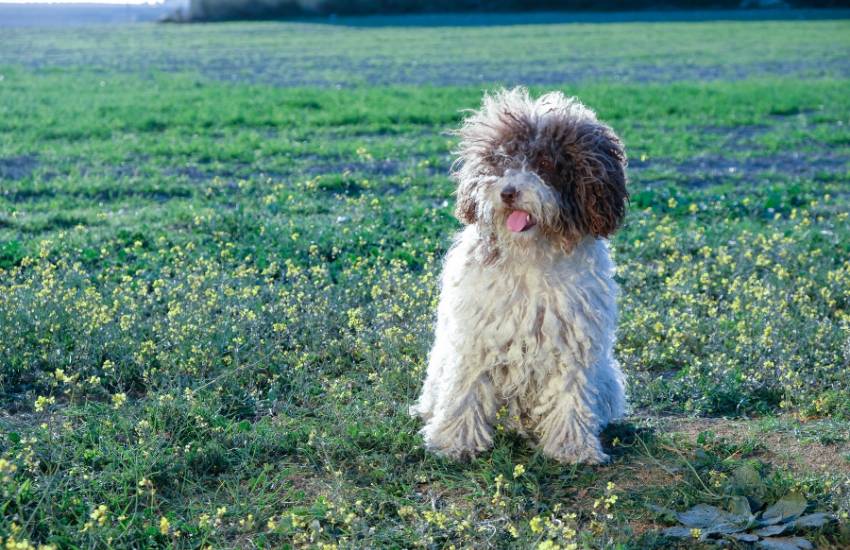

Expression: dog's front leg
xmin=419 ymin=369 xmax=497 ymax=461
xmin=533 ymin=366 xmax=611 ymax=465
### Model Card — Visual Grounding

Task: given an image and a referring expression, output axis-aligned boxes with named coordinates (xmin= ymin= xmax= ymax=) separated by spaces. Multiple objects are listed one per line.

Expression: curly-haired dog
xmin=410 ymin=87 xmax=628 ymax=464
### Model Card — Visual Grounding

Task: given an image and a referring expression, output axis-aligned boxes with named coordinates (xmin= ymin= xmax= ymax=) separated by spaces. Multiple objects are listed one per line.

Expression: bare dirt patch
xmin=631 ymin=150 xmax=850 ymax=187
xmin=657 ymin=416 xmax=850 ymax=476
xmin=675 ymin=151 xmax=850 ymax=180
xmin=0 ymin=155 xmax=38 ymax=181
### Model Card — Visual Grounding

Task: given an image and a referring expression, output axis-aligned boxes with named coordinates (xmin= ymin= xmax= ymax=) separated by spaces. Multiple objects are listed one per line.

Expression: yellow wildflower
xmin=34 ymin=395 xmax=55 ymax=412
xmin=111 ymin=393 xmax=127 ymax=409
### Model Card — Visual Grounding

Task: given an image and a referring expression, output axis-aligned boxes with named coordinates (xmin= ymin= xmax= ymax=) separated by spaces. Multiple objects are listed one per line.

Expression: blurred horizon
xmin=0 ymin=0 xmax=175 ymax=25
xmin=0 ymin=0 xmax=163 ymax=4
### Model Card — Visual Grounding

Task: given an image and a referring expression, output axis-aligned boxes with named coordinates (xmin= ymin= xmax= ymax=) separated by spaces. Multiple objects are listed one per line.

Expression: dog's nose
xmin=500 ymin=185 xmax=518 ymax=203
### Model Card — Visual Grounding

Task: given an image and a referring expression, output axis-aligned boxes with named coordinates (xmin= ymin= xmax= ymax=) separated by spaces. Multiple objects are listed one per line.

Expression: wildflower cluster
xmin=396 ymin=500 xmax=481 ymax=547
xmin=0 ymin=233 xmax=437 ymax=412
xmin=0 ymin=229 xmax=442 ymax=547
xmin=525 ymin=505 xmax=580 ymax=550
xmin=619 ymin=196 xmax=849 ymax=415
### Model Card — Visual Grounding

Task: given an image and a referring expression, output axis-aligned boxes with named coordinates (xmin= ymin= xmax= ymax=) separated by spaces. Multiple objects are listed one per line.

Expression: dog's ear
xmin=569 ymin=121 xmax=628 ymax=238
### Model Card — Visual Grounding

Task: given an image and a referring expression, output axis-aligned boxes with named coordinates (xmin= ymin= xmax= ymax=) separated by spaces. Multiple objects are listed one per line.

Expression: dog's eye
xmin=538 ymin=155 xmax=554 ymax=172
xmin=482 ymin=154 xmax=505 ymax=176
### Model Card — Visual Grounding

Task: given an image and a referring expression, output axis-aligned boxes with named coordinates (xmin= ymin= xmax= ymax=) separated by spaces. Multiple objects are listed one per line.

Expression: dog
xmin=410 ymin=87 xmax=628 ymax=464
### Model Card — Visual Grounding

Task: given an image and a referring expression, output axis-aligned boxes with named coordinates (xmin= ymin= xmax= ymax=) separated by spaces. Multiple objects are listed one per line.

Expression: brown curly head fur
xmin=452 ymin=87 xmax=628 ymax=244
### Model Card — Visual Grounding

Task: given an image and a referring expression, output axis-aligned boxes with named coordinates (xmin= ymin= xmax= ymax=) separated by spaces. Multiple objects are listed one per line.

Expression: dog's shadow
xmin=600 ymin=421 xmax=656 ymax=461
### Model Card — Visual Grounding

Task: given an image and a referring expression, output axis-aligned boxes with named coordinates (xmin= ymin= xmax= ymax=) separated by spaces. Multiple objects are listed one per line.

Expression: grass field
xmin=1 ymin=12 xmax=850 ymax=549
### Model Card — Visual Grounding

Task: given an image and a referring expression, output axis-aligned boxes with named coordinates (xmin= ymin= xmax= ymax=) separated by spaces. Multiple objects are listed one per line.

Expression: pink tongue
xmin=506 ymin=210 xmax=531 ymax=233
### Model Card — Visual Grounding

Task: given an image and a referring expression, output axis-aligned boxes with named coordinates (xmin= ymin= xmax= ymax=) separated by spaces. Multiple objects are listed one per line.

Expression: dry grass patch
xmin=658 ymin=415 xmax=850 ymax=476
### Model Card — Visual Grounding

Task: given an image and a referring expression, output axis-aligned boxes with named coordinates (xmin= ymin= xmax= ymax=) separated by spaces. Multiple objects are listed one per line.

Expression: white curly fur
xmin=410 ymin=88 xmax=627 ymax=464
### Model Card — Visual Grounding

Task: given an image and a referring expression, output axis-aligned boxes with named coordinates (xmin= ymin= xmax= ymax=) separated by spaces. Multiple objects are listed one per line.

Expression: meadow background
xmin=1 ymin=10 xmax=850 ymax=549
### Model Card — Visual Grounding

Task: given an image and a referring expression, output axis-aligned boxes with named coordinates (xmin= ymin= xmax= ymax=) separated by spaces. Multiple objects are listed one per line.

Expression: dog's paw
xmin=422 ymin=432 xmax=487 ymax=461
xmin=544 ymin=442 xmax=610 ymax=465
xmin=420 ymin=422 xmax=492 ymax=461
xmin=427 ymin=442 xmax=479 ymax=462
xmin=408 ymin=403 xmax=423 ymax=419
xmin=409 ymin=400 xmax=436 ymax=421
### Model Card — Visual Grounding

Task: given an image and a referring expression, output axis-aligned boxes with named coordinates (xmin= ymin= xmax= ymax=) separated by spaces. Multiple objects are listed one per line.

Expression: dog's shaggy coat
xmin=410 ymin=87 xmax=628 ymax=463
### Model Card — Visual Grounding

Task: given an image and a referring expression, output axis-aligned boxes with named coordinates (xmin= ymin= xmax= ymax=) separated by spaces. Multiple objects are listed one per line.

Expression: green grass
xmin=0 ymin=14 xmax=849 ymax=549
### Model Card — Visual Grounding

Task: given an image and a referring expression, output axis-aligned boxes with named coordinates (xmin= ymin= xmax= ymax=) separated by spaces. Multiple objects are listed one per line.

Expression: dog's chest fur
xmin=437 ymin=226 xmax=616 ymax=418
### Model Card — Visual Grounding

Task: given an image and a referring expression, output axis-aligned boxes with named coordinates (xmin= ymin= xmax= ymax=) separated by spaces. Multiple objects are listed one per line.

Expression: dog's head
xmin=452 ymin=87 xmax=627 ymax=252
